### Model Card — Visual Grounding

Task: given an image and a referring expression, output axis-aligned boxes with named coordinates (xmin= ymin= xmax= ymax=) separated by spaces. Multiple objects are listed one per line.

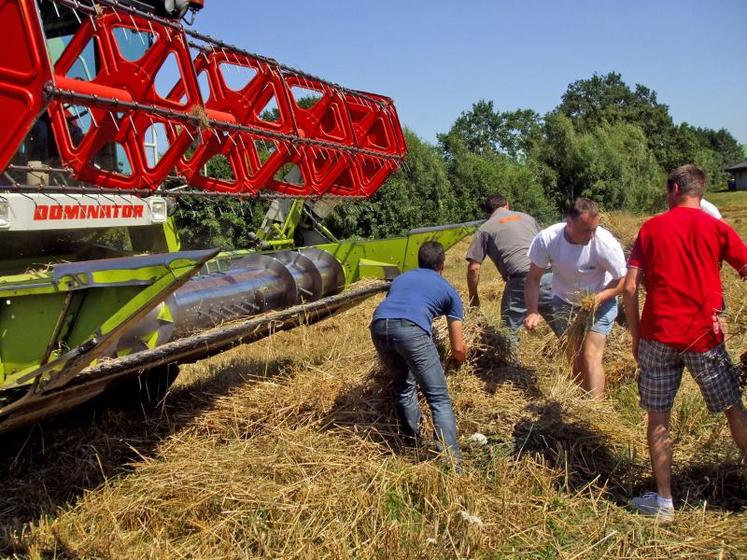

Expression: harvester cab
xmin=0 ymin=0 xmax=480 ymax=432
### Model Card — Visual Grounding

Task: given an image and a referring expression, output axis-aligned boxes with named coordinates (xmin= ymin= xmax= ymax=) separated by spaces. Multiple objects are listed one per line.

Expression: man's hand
xmin=523 ymin=263 xmax=545 ymax=332
xmin=449 ymin=350 xmax=467 ymax=365
xmin=631 ymin=335 xmax=639 ymax=361
xmin=523 ymin=312 xmax=541 ymax=331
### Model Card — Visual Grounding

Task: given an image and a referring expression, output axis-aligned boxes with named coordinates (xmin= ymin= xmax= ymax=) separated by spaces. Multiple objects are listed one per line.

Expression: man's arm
xmin=623 ymin=267 xmax=643 ymax=360
xmin=597 ymin=234 xmax=628 ymax=305
xmin=718 ymin=223 xmax=747 ymax=278
xmin=523 ymin=263 xmax=546 ymax=331
xmin=595 ymin=276 xmax=625 ymax=305
xmin=467 ymin=260 xmax=481 ymax=307
xmin=447 ymin=318 xmax=467 ymax=363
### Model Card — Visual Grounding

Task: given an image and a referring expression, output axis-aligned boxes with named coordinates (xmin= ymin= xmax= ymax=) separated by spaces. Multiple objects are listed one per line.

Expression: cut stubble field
xmin=1 ymin=203 xmax=746 ymax=559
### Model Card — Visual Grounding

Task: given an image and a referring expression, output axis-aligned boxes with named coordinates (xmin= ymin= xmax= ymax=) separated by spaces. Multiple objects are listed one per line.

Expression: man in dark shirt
xmin=371 ymin=241 xmax=467 ymax=463
xmin=466 ymin=193 xmax=554 ymax=333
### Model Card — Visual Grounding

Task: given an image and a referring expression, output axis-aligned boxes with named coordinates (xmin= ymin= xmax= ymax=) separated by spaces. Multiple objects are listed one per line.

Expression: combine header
xmin=0 ymin=0 xmax=479 ymax=432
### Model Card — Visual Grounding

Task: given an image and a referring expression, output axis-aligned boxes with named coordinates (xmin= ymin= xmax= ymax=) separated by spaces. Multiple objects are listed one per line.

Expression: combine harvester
xmin=0 ymin=0 xmax=478 ymax=432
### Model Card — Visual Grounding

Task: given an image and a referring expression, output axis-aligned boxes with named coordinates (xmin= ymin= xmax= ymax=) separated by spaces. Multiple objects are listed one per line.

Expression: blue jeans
xmin=370 ymin=318 xmax=461 ymax=460
xmin=502 ymin=272 xmax=555 ymax=333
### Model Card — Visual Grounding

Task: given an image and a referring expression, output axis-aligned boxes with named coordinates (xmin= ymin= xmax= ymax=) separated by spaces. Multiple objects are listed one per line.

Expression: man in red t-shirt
xmin=623 ymin=164 xmax=747 ymax=521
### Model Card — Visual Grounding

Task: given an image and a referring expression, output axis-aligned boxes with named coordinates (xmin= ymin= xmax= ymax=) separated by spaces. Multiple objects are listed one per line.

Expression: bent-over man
xmin=466 ymin=193 xmax=554 ymax=334
xmin=370 ymin=241 xmax=467 ymax=464
xmin=524 ymin=198 xmax=627 ymax=398
xmin=624 ymin=164 xmax=747 ymax=521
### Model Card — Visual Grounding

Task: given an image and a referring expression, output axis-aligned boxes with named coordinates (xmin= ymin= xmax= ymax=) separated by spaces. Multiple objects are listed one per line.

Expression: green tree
xmin=558 ymin=72 xmax=672 ymax=134
xmin=580 ymin=123 xmax=665 ymax=212
xmin=664 ymin=123 xmax=732 ymax=190
xmin=556 ymin=71 xmax=741 ymax=189
xmin=536 ymin=114 xmax=665 ymax=212
xmin=558 ymin=72 xmax=677 ymax=169
xmin=692 ymin=127 xmax=744 ymax=189
xmin=439 ymin=100 xmax=543 ymax=161
xmin=532 ymin=112 xmax=580 ymax=208
xmin=695 ymin=127 xmax=744 ymax=166
xmin=444 ymin=133 xmax=556 ymax=224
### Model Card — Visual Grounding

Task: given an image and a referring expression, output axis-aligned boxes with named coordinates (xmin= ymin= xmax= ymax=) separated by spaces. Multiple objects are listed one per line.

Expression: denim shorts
xmin=549 ymin=296 xmax=618 ymax=337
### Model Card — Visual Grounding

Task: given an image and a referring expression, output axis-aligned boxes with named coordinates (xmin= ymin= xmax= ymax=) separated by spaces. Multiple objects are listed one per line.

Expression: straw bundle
xmin=555 ymin=293 xmax=598 ymax=365
xmin=431 ymin=308 xmax=515 ymax=369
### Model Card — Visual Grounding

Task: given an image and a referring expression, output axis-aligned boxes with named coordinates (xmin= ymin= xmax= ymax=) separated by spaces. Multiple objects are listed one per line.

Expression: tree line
xmin=175 ymin=72 xmax=744 ymax=248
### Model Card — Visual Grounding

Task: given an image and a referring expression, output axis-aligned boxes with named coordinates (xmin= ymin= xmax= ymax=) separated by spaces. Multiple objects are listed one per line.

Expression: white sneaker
xmin=631 ymin=492 xmax=674 ymax=521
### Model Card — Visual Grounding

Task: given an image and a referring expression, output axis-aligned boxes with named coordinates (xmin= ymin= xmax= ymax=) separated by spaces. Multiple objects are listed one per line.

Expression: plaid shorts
xmin=638 ymin=339 xmax=743 ymax=413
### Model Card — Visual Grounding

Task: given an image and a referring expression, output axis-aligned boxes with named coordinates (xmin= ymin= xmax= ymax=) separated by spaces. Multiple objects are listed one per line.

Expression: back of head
xmin=418 ymin=241 xmax=446 ymax=271
xmin=483 ymin=193 xmax=508 ymax=215
xmin=667 ymin=164 xmax=706 ymax=199
xmin=565 ymin=197 xmax=599 ymax=220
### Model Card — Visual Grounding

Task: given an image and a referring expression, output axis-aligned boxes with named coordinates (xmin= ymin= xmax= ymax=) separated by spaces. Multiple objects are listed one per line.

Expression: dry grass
xmin=0 ymin=212 xmax=746 ymax=559
xmin=600 ymin=211 xmax=647 ymax=251
xmin=724 ymin=281 xmax=747 ymax=339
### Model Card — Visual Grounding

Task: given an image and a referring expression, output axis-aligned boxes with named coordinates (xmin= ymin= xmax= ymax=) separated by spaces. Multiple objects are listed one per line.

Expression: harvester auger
xmin=0 ymin=0 xmax=480 ymax=432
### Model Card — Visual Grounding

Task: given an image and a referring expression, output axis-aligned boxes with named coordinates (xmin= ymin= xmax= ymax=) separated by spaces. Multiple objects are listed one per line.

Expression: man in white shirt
xmin=700 ymin=199 xmax=722 ymax=220
xmin=523 ymin=198 xmax=627 ymax=398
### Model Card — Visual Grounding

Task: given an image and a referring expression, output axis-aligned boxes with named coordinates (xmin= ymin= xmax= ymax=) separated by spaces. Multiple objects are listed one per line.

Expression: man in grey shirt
xmin=466 ymin=193 xmax=554 ymax=333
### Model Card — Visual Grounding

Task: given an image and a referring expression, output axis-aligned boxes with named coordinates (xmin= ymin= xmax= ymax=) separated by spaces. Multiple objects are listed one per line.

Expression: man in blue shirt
xmin=370 ymin=241 xmax=467 ymax=463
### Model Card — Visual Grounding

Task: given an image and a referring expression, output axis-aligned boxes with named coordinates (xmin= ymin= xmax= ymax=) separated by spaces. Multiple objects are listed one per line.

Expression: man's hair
xmin=418 ymin=241 xmax=446 ymax=270
xmin=483 ymin=193 xmax=508 ymax=214
xmin=566 ymin=197 xmax=599 ymax=220
xmin=667 ymin=164 xmax=707 ymax=198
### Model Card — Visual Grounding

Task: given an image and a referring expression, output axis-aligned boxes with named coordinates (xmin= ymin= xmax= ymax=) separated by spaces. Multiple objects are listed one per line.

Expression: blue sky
xmin=194 ymin=0 xmax=746 ymax=145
